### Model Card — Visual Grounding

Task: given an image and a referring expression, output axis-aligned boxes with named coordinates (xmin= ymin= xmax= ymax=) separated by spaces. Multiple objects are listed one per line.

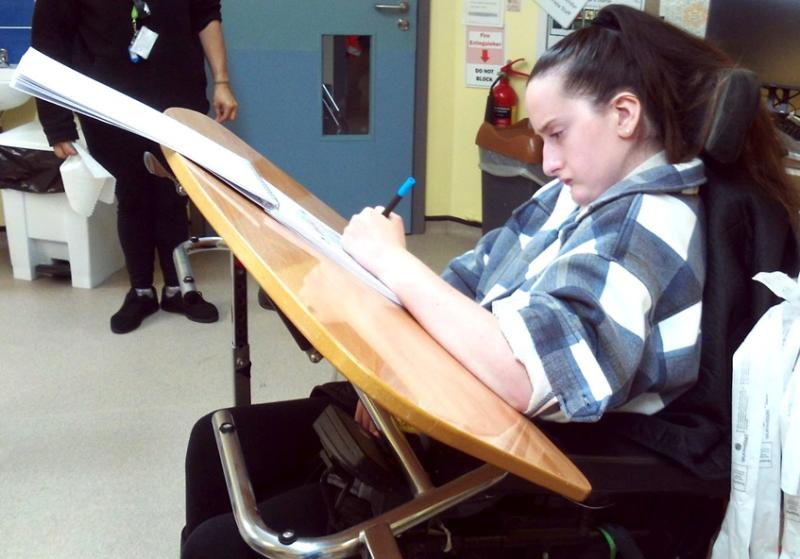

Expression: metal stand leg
xmin=232 ymin=254 xmax=251 ymax=406
xmin=355 ymin=388 xmax=433 ymax=497
xmin=173 ymin=236 xmax=324 ymax=406
xmin=361 ymin=523 xmax=403 ymax=559
xmin=172 ymin=236 xmax=250 ymax=406
xmin=173 ymin=236 xmax=228 ymax=296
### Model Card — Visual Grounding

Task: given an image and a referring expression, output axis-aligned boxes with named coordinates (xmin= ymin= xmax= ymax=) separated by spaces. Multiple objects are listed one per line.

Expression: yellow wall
xmin=426 ymin=1 xmax=540 ymax=221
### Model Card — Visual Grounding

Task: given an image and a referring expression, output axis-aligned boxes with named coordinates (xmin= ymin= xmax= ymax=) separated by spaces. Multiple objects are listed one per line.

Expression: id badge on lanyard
xmin=129 ymin=0 xmax=158 ymax=63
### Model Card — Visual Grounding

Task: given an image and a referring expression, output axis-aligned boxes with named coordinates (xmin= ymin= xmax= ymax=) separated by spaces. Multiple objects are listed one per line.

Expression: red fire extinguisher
xmin=489 ymin=58 xmax=528 ymax=128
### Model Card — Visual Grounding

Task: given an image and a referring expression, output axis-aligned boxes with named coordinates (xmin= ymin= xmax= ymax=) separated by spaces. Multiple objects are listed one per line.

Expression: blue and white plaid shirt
xmin=443 ymin=155 xmax=706 ymax=422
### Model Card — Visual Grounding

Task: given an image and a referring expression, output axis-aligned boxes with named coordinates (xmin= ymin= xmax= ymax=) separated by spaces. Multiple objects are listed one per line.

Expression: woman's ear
xmin=610 ymin=91 xmax=643 ymax=139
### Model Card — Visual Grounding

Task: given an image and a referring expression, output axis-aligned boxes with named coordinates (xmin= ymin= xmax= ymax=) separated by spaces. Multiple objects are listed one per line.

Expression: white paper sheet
xmin=11 ymin=47 xmax=400 ymax=305
xmin=12 ymin=48 xmax=277 ymax=210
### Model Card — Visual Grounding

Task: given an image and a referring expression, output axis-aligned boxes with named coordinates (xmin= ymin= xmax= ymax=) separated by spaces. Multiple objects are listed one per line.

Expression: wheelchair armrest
xmin=566 ymin=449 xmax=729 ymax=499
xmin=520 ymin=421 xmax=730 ymax=501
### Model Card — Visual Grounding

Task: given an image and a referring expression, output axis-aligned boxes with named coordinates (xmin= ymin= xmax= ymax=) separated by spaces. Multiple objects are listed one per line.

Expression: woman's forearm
xmin=198 ymin=20 xmax=230 ymax=83
xmin=342 ymin=207 xmax=533 ymax=411
xmin=381 ymin=248 xmax=533 ymax=411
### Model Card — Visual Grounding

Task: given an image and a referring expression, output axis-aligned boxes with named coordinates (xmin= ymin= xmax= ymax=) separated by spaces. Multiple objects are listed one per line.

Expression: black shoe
xmin=159 ymin=287 xmax=184 ymax=314
xmin=110 ymin=287 xmax=159 ymax=334
xmin=160 ymin=287 xmax=219 ymax=324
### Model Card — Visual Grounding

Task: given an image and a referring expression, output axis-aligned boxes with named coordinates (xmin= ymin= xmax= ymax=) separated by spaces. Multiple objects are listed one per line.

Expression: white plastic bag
xmin=712 ymin=272 xmax=800 ymax=558
xmin=60 ymin=142 xmax=115 ymax=217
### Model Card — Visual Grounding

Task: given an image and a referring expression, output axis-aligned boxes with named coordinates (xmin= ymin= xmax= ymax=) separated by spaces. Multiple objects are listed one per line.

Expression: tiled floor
xmin=0 ymin=220 xmax=480 ymax=559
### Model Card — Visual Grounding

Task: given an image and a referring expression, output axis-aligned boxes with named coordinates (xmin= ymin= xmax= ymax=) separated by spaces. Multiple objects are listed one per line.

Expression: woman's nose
xmin=542 ymin=145 xmax=562 ymax=177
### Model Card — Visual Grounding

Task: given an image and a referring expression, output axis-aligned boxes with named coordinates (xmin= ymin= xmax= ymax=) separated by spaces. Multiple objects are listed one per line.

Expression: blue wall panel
xmin=0 ymin=28 xmax=31 ymax=63
xmin=0 ymin=0 xmax=34 ymax=27
xmin=0 ymin=0 xmax=33 ymax=63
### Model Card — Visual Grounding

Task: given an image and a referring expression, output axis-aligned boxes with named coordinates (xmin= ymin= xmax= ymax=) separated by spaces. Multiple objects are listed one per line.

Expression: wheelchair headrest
xmin=703 ymin=68 xmax=761 ymax=164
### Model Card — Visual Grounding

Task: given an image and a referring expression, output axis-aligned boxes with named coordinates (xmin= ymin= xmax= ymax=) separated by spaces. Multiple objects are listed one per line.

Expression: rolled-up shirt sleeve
xmin=492 ymin=191 xmax=704 ymax=423
xmin=493 ymin=251 xmax=652 ymax=421
xmin=190 ymin=0 xmax=222 ymax=33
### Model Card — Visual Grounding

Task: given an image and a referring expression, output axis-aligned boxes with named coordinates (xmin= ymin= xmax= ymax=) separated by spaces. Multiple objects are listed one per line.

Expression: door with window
xmin=222 ymin=1 xmax=420 ymax=228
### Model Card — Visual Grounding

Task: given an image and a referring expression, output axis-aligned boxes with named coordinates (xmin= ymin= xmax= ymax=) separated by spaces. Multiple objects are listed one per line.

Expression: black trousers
xmin=180 ymin=384 xmax=482 ymax=559
xmin=79 ymin=117 xmax=189 ymax=288
xmin=182 ymin=395 xmax=343 ymax=559
xmin=179 ymin=386 xmax=646 ymax=559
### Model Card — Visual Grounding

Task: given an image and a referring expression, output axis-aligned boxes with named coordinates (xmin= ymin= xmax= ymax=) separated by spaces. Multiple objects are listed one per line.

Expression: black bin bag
xmin=0 ymin=145 xmax=64 ymax=194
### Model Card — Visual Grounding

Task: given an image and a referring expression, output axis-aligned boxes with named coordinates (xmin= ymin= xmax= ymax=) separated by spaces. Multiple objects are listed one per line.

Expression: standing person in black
xmin=31 ymin=0 xmax=239 ymax=334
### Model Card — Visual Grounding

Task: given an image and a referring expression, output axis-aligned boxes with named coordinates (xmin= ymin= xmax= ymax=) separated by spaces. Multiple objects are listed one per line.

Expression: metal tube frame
xmin=173 ymin=236 xmax=252 ymax=406
xmin=354 ymin=387 xmax=433 ymax=497
xmin=172 ymin=236 xmax=229 ymax=296
xmin=213 ymin=410 xmax=507 ymax=559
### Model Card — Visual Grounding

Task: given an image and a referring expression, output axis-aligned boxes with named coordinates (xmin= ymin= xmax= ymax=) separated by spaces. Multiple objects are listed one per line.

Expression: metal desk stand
xmin=173 ymin=236 xmax=255 ymax=406
xmin=174 ymin=237 xmax=323 ymax=407
xmin=212 ymin=400 xmax=507 ymax=559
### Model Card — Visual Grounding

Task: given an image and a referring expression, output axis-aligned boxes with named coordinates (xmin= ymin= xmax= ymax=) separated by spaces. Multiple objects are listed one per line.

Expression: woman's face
xmin=526 ymin=72 xmax=640 ymax=207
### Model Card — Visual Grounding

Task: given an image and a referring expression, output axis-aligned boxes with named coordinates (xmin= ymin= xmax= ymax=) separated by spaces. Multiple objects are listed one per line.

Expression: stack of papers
xmin=11 ymin=47 xmax=399 ymax=305
xmin=13 ymin=49 xmax=279 ymax=209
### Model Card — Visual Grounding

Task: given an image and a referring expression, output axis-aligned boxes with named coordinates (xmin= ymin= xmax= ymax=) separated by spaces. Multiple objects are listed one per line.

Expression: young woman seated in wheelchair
xmin=180 ymin=5 xmax=800 ymax=558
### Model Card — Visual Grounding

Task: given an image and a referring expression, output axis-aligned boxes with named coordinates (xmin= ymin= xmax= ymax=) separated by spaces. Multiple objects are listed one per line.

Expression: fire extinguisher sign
xmin=465 ymin=26 xmax=505 ymax=88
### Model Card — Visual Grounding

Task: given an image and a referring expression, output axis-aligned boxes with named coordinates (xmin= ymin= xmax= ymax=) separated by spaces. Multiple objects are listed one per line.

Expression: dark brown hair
xmin=530 ymin=5 xmax=800 ymax=226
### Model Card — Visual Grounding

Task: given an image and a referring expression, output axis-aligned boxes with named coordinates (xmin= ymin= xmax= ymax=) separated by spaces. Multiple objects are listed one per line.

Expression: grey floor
xmin=0 ymin=220 xmax=481 ymax=559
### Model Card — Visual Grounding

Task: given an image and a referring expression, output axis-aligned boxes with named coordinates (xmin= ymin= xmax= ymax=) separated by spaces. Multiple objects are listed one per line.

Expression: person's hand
xmin=52 ymin=141 xmax=78 ymax=159
xmin=341 ymin=207 xmax=406 ymax=278
xmin=212 ymin=83 xmax=239 ymax=123
xmin=355 ymin=401 xmax=380 ymax=437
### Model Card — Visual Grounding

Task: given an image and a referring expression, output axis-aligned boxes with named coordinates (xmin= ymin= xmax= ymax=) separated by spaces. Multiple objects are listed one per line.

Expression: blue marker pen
xmin=382 ymin=176 xmax=416 ymax=217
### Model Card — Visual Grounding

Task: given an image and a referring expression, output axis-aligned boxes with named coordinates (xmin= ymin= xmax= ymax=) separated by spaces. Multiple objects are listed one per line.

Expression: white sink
xmin=0 ymin=66 xmax=31 ymax=112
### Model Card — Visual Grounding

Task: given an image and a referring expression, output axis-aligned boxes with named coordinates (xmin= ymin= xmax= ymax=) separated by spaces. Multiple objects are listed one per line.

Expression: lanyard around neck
xmin=131 ymin=0 xmax=151 ymax=30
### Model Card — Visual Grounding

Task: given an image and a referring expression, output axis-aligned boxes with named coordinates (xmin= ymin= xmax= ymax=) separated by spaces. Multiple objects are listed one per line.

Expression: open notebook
xmin=12 ymin=47 xmax=400 ymax=305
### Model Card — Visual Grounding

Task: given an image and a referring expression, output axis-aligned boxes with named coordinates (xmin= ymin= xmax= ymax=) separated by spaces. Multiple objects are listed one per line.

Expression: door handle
xmin=374 ymin=1 xmax=409 ymax=13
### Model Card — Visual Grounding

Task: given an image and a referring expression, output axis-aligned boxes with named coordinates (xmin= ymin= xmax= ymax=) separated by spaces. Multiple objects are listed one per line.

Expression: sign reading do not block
xmin=465 ymin=26 xmax=505 ymax=88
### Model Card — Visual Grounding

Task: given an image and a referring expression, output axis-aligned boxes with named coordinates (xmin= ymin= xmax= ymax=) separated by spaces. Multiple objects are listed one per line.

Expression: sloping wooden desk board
xmin=162 ymin=108 xmax=591 ymax=502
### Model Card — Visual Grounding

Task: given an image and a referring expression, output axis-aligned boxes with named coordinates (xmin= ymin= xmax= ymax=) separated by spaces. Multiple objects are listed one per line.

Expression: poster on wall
xmin=463 ymin=0 xmax=505 ymax=27
xmin=534 ymin=0 xmax=591 ymax=28
xmin=659 ymin=0 xmax=709 ymax=37
xmin=536 ymin=0 xmax=645 ymax=54
xmin=465 ymin=26 xmax=505 ymax=88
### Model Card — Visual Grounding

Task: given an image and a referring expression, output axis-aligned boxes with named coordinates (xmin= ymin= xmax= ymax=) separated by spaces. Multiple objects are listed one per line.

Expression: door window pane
xmin=322 ymin=35 xmax=371 ymax=135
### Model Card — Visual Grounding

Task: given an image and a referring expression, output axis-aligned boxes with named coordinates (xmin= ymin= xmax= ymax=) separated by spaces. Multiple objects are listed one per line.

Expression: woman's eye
xmin=549 ymin=131 xmax=562 ymax=140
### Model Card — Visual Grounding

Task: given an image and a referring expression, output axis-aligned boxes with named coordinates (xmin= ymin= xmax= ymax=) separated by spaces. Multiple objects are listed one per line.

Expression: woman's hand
xmin=52 ymin=141 xmax=77 ymax=159
xmin=355 ymin=401 xmax=380 ymax=437
xmin=212 ymin=83 xmax=239 ymax=123
xmin=341 ymin=207 xmax=406 ymax=279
